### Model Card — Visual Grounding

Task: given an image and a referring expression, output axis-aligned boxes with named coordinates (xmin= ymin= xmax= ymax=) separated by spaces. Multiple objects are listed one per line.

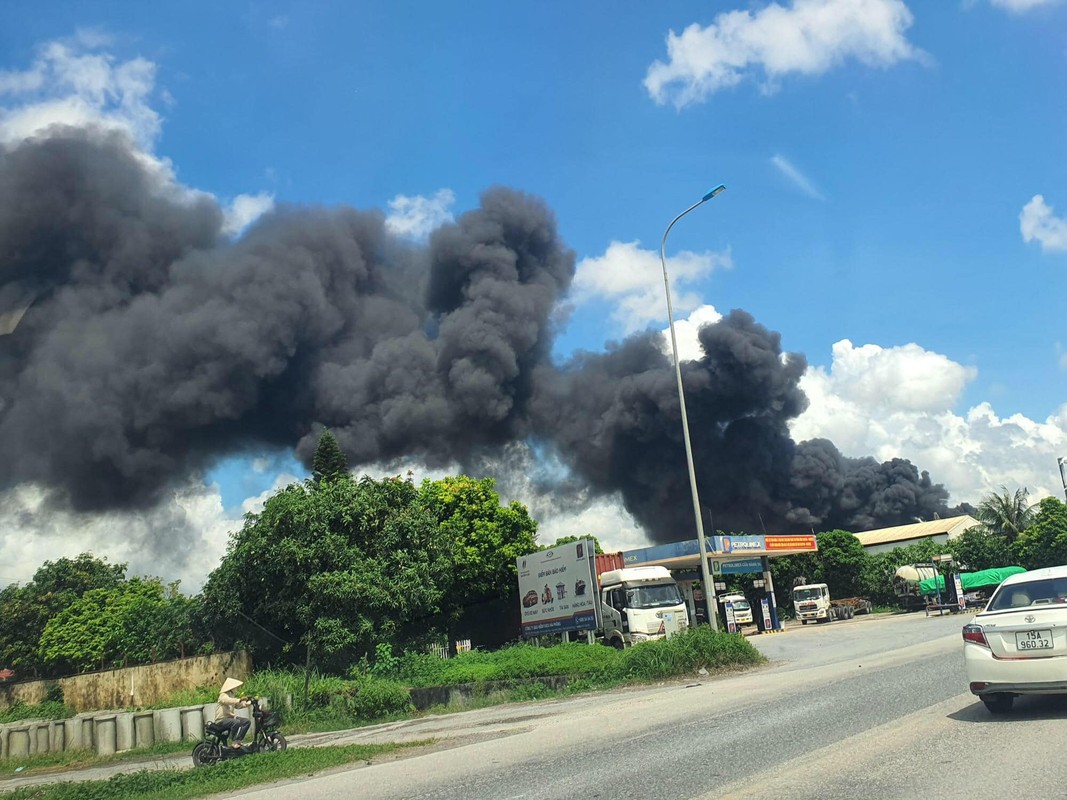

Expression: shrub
xmin=609 ymin=627 xmax=765 ymax=682
xmin=350 ymin=676 xmax=413 ymax=719
xmin=0 ymin=700 xmax=73 ymax=723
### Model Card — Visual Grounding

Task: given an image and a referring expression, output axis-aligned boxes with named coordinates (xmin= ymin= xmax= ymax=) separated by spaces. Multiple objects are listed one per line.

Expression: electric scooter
xmin=192 ymin=697 xmax=287 ymax=767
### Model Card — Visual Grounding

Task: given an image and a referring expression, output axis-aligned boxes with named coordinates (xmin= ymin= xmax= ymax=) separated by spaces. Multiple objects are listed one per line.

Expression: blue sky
xmin=1 ymin=0 xmax=1066 ymax=586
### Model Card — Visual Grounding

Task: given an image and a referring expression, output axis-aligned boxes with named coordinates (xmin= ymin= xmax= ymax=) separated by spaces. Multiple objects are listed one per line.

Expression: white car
xmin=963 ymin=565 xmax=1067 ymax=713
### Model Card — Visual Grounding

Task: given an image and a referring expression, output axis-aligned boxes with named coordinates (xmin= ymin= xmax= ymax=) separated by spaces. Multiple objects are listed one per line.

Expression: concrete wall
xmin=0 ymin=651 xmax=251 ymax=713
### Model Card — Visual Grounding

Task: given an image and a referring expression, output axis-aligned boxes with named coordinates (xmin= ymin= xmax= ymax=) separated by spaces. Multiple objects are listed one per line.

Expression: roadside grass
xmin=0 ymin=742 xmax=189 ymax=778
xmin=401 ymin=627 xmax=766 ymax=690
xmin=0 ymin=742 xmax=423 ymax=800
xmin=0 ymin=703 xmax=74 ymax=725
xmin=412 ymin=628 xmax=766 ymax=715
xmin=1 ymin=628 xmax=764 ymax=782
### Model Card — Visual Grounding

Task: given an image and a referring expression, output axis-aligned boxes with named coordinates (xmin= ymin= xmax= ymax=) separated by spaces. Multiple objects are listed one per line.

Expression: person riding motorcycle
xmin=214 ymin=677 xmax=252 ymax=748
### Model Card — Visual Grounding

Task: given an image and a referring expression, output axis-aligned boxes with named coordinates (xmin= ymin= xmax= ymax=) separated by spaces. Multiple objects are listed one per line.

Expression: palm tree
xmin=975 ymin=486 xmax=1036 ymax=544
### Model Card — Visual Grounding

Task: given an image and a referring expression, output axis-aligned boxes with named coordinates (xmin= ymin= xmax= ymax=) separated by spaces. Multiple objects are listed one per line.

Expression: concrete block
xmin=49 ymin=720 xmax=65 ymax=753
xmin=115 ymin=712 xmax=134 ymax=752
xmin=93 ymin=714 xmax=117 ymax=756
xmin=133 ymin=711 xmax=155 ymax=749
xmin=6 ymin=726 xmax=30 ymax=759
xmin=154 ymin=707 xmax=182 ymax=743
xmin=180 ymin=706 xmax=204 ymax=741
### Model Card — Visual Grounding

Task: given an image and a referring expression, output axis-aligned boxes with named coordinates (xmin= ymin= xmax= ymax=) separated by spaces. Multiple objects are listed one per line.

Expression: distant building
xmin=854 ymin=515 xmax=980 ymax=555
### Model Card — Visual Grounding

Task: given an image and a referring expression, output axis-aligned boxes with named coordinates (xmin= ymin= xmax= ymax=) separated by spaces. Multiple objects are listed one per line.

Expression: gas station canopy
xmin=621 ymin=534 xmax=818 ymax=572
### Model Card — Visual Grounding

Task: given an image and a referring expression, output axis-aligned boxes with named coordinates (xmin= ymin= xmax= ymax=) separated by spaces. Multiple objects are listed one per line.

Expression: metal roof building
xmin=854 ymin=515 xmax=980 ymax=555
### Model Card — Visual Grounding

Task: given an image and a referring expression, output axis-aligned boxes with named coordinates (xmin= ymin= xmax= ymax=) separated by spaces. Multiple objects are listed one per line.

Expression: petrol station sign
xmin=711 ymin=557 xmax=763 ymax=575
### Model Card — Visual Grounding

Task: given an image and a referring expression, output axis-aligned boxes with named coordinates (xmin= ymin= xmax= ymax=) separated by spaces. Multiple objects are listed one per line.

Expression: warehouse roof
xmin=853 ymin=515 xmax=979 ymax=548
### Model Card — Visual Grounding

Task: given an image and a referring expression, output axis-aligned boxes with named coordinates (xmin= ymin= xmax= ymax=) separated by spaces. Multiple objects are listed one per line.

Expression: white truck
xmin=720 ymin=593 xmax=754 ymax=626
xmin=792 ymin=583 xmax=871 ymax=624
xmin=598 ymin=566 xmax=689 ymax=648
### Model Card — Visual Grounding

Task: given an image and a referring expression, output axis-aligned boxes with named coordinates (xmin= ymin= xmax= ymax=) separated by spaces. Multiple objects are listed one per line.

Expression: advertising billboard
xmin=764 ymin=535 xmax=817 ymax=552
xmin=517 ymin=540 xmax=598 ymax=637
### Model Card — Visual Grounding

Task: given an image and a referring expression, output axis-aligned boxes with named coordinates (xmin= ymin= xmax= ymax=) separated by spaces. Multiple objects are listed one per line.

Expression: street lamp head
xmin=702 ymin=184 xmax=727 ymax=202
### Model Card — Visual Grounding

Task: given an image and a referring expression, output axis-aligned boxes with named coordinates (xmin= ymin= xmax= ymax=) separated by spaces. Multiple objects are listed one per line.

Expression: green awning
xmin=919 ymin=566 xmax=1027 ymax=596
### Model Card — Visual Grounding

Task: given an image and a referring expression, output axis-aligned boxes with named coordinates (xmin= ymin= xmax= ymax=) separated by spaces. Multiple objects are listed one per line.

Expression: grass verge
xmin=0 ymin=742 xmax=424 ymax=800
xmin=399 ymin=626 xmax=766 ymax=689
xmin=0 ymin=742 xmax=189 ymax=778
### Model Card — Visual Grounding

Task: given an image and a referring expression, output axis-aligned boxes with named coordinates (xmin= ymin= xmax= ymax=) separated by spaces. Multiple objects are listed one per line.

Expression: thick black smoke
xmin=0 ymin=128 xmax=966 ymax=539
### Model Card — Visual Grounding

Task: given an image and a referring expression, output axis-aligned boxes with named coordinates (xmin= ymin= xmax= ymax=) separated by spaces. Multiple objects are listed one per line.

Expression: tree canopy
xmin=0 ymin=554 xmax=128 ymax=677
xmin=1013 ymin=497 xmax=1067 ymax=570
xmin=203 ymin=472 xmax=537 ymax=668
xmin=312 ymin=429 xmax=350 ymax=484
xmin=975 ymin=486 xmax=1035 ymax=543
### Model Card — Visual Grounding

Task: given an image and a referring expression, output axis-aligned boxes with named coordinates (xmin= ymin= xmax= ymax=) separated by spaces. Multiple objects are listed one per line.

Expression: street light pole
xmin=1058 ymin=457 xmax=1067 ymax=503
xmin=660 ymin=184 xmax=726 ymax=631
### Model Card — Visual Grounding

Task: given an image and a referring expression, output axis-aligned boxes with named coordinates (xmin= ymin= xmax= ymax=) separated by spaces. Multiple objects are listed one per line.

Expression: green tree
xmin=312 ymin=429 xmax=350 ymax=484
xmin=418 ymin=476 xmax=538 ymax=650
xmin=1013 ymin=497 xmax=1067 ymax=570
xmin=947 ymin=527 xmax=1016 ymax=571
xmin=203 ymin=474 xmax=452 ymax=671
xmin=546 ymin=535 xmax=605 ymax=554
xmin=37 ymin=578 xmax=180 ymax=673
xmin=814 ymin=530 xmax=866 ymax=598
xmin=0 ymin=554 xmax=126 ymax=678
xmin=974 ymin=486 xmax=1035 ymax=544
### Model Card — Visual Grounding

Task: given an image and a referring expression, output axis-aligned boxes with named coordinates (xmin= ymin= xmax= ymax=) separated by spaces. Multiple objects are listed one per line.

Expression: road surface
xmin=224 ymin=611 xmax=1065 ymax=800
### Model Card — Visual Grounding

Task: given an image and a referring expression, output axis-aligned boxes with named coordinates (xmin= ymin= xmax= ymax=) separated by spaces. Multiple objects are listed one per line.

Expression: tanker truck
xmin=892 ymin=564 xmax=939 ymax=610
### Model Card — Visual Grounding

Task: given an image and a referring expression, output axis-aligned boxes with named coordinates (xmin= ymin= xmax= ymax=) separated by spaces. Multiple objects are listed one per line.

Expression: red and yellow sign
xmin=765 ymin=535 xmax=817 ymax=551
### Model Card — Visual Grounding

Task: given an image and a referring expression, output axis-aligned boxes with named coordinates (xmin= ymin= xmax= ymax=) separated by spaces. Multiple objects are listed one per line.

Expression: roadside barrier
xmin=0 ymin=699 xmax=264 ymax=759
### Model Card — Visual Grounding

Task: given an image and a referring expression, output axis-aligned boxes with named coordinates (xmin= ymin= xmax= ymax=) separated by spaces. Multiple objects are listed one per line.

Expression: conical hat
xmin=221 ymin=677 xmax=244 ymax=693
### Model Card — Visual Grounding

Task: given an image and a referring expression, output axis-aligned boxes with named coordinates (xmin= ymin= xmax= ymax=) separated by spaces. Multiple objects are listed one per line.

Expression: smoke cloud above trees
xmin=0 ymin=127 xmax=968 ymax=549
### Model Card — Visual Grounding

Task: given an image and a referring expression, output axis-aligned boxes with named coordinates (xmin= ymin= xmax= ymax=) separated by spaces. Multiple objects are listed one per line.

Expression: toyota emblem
xmin=1025 ymin=614 xmax=1036 ymax=624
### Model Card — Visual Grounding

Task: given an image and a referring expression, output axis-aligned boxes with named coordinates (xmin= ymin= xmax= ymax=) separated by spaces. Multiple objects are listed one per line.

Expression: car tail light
xmin=962 ymin=623 xmax=989 ymax=648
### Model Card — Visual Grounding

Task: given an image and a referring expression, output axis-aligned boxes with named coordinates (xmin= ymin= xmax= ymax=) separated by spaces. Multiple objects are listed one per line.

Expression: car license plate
xmin=1016 ymin=629 xmax=1054 ymax=651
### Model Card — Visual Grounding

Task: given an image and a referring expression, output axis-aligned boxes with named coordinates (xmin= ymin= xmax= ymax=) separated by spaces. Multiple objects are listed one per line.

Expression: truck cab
xmin=720 ymin=593 xmax=753 ymax=626
xmin=793 ymin=583 xmax=832 ymax=624
xmin=599 ymin=566 xmax=688 ymax=648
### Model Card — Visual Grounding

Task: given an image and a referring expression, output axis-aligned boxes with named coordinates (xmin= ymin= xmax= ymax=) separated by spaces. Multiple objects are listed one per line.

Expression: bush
xmin=396 ymin=642 xmax=617 ymax=687
xmin=0 ymin=700 xmax=73 ymax=723
xmin=608 ymin=627 xmax=765 ymax=682
xmin=350 ymin=676 xmax=413 ymax=720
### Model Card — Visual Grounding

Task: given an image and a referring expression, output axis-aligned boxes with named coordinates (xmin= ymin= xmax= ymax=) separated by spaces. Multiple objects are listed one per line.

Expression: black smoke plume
xmin=0 ymin=128 xmax=967 ymax=542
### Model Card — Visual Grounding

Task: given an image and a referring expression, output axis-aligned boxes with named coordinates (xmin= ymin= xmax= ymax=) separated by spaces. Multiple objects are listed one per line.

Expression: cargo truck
xmin=598 ymin=566 xmax=689 ymax=648
xmin=792 ymin=583 xmax=872 ymax=623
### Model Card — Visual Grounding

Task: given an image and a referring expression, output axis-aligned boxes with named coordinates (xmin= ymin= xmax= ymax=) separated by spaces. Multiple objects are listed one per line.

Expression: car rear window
xmin=986 ymin=577 xmax=1067 ymax=611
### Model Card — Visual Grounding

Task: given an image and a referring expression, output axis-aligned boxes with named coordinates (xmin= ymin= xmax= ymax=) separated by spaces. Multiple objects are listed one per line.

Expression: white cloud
xmin=790 ymin=339 xmax=1067 ymax=506
xmin=573 ymin=241 xmax=731 ymax=335
xmin=990 ymin=0 xmax=1061 ymax=11
xmin=0 ymin=469 xmax=302 ymax=592
xmin=1020 ymin=195 xmax=1067 ymax=252
xmin=222 ymin=192 xmax=275 ymax=237
xmin=645 ymin=0 xmax=922 ymax=107
xmin=0 ymin=39 xmax=161 ymax=150
xmin=535 ymin=496 xmax=650 ymax=555
xmin=771 ymin=154 xmax=825 ymax=200
xmin=659 ymin=304 xmax=724 ymax=362
xmin=0 ymin=482 xmax=233 ymax=591
xmin=385 ymin=189 xmax=456 ymax=240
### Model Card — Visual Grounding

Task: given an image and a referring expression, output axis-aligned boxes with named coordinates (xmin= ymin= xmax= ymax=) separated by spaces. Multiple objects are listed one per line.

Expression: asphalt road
xmin=228 ymin=611 xmax=1063 ymax=800
xmin=8 ymin=612 xmax=1057 ymax=799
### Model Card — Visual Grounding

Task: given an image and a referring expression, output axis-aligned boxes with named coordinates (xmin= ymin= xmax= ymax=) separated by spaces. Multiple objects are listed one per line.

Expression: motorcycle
xmin=192 ymin=697 xmax=288 ymax=767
